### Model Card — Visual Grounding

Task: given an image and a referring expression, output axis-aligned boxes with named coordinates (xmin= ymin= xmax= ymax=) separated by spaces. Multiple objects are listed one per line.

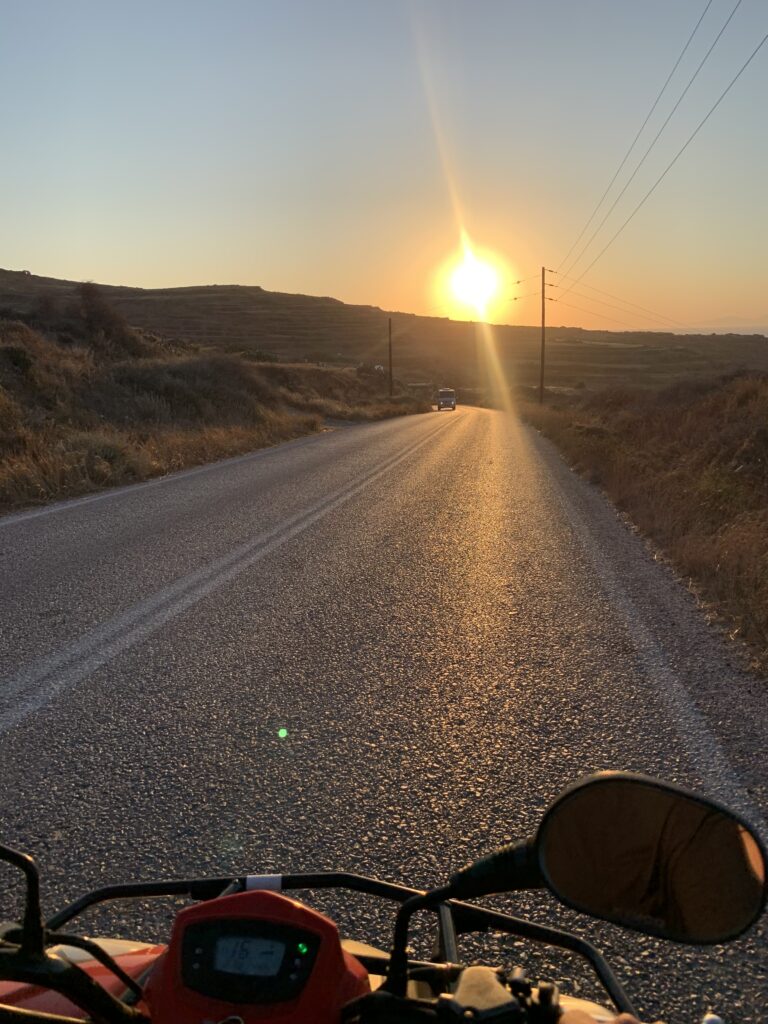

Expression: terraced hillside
xmin=3 ymin=268 xmax=768 ymax=392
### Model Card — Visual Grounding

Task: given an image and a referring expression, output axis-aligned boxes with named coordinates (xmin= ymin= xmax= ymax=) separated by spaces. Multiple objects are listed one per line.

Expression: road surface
xmin=0 ymin=406 xmax=766 ymax=1022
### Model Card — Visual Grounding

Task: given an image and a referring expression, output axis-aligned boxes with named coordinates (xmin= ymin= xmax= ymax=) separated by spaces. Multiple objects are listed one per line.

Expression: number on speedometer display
xmin=214 ymin=936 xmax=285 ymax=977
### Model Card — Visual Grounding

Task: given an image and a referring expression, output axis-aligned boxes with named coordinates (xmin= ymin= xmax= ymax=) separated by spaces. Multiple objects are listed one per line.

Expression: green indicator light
xmin=296 ymin=942 xmax=308 ymax=955
xmin=278 ymin=728 xmax=288 ymax=739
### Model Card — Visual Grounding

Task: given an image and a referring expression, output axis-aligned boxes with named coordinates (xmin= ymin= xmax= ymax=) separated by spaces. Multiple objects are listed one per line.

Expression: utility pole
xmin=539 ymin=266 xmax=546 ymax=405
xmin=388 ymin=317 xmax=393 ymax=397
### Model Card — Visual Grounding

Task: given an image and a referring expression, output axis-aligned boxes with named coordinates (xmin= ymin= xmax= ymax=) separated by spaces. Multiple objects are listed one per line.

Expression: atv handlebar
xmin=0 ymin=869 xmax=637 ymax=1021
xmin=46 ymin=870 xmax=635 ymax=1011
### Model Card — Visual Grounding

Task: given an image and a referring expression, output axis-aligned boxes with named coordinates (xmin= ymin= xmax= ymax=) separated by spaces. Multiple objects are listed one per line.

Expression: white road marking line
xmin=0 ymin=417 xmax=455 ymax=733
xmin=0 ymin=432 xmax=330 ymax=529
xmin=0 ymin=415 xmax=430 ymax=530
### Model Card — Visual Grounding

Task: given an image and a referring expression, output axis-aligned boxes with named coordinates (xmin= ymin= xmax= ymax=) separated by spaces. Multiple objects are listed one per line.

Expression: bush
xmin=0 ymin=320 xmax=429 ymax=513
xmin=522 ymin=375 xmax=768 ymax=670
xmin=78 ymin=282 xmax=154 ymax=358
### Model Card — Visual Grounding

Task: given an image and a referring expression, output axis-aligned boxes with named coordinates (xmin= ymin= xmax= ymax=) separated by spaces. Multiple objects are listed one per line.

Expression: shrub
xmin=522 ymin=375 xmax=768 ymax=670
xmin=0 ymin=319 xmax=428 ymax=513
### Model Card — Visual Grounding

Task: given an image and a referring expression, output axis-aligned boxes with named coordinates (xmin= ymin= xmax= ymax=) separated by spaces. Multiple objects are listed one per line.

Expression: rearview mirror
xmin=537 ymin=773 xmax=766 ymax=944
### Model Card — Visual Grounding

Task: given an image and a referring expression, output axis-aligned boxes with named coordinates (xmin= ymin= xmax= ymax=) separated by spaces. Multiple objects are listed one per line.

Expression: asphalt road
xmin=1 ymin=406 xmax=766 ymax=1023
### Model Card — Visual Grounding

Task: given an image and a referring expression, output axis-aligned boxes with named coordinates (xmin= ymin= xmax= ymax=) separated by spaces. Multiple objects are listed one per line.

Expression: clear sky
xmin=1 ymin=0 xmax=766 ymax=331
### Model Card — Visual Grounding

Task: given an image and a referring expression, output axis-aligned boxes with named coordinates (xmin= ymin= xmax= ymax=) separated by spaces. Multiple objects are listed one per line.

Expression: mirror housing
xmin=537 ymin=772 xmax=767 ymax=944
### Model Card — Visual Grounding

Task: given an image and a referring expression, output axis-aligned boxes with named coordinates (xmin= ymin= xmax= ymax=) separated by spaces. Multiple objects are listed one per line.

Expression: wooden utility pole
xmin=388 ymin=317 xmax=393 ymax=397
xmin=539 ymin=266 xmax=546 ymax=404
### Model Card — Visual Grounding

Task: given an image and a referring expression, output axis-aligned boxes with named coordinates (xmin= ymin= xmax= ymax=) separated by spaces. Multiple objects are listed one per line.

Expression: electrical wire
xmin=514 ymin=272 xmax=682 ymax=330
xmin=547 ymin=297 xmax=645 ymax=330
xmin=553 ymin=286 xmax=681 ymax=328
xmin=556 ymin=0 xmax=714 ymax=273
xmin=561 ymin=0 xmax=744 ymax=283
xmin=552 ymin=274 xmax=685 ymax=326
xmin=563 ymin=27 xmax=768 ymax=292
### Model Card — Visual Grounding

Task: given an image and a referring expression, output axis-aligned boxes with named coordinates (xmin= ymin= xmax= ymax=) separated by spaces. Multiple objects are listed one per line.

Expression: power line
xmin=563 ymin=27 xmax=768 ymax=291
xmin=556 ymin=0 xmax=714 ymax=273
xmin=553 ymin=274 xmax=685 ymax=326
xmin=547 ymin=297 xmax=644 ymax=330
xmin=554 ymin=286 xmax=681 ymax=328
xmin=562 ymin=0 xmax=744 ymax=283
xmin=510 ymin=273 xmax=681 ymax=330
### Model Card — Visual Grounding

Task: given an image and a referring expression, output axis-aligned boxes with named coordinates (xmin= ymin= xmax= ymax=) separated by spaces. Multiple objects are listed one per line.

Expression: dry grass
xmin=0 ymin=293 xmax=428 ymax=513
xmin=5 ymin=268 xmax=768 ymax=394
xmin=522 ymin=375 xmax=768 ymax=671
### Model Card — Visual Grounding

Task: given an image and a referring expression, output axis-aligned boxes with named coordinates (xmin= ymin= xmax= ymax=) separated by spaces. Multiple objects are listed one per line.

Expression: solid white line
xmin=0 ymin=431 xmax=326 ymax=529
xmin=0 ymin=415 xmax=427 ymax=530
xmin=0 ymin=416 xmax=455 ymax=733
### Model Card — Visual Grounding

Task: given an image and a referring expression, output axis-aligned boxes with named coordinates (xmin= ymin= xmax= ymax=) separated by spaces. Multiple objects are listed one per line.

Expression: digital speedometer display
xmin=213 ymin=936 xmax=285 ymax=977
xmin=181 ymin=916 xmax=320 ymax=1004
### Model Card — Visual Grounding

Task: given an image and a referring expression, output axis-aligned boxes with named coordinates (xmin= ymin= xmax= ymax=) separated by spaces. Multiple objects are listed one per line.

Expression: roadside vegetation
xmin=0 ymin=284 xmax=428 ymax=513
xmin=4 ymin=269 xmax=768 ymax=394
xmin=523 ymin=375 xmax=768 ymax=671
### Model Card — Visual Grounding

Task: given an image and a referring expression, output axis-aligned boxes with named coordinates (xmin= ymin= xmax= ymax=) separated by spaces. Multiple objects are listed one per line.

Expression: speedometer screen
xmin=213 ymin=936 xmax=285 ymax=976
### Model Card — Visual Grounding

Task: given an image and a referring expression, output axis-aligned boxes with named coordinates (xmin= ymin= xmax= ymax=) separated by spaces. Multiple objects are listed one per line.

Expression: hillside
xmin=3 ymin=268 xmax=768 ymax=393
xmin=0 ymin=286 xmax=427 ymax=513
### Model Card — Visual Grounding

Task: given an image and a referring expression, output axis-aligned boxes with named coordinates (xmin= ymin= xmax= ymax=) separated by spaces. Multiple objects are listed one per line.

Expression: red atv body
xmin=0 ymin=890 xmax=370 ymax=1024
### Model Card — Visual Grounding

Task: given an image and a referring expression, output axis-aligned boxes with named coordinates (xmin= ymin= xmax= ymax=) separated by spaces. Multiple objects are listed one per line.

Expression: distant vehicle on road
xmin=436 ymin=387 xmax=456 ymax=411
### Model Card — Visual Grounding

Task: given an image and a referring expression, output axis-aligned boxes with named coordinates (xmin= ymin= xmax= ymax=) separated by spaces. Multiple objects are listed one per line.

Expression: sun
xmin=449 ymin=246 xmax=500 ymax=319
xmin=433 ymin=238 xmax=511 ymax=322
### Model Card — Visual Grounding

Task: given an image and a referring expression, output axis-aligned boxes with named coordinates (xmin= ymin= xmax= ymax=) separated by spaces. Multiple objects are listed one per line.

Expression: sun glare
xmin=445 ymin=244 xmax=502 ymax=320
